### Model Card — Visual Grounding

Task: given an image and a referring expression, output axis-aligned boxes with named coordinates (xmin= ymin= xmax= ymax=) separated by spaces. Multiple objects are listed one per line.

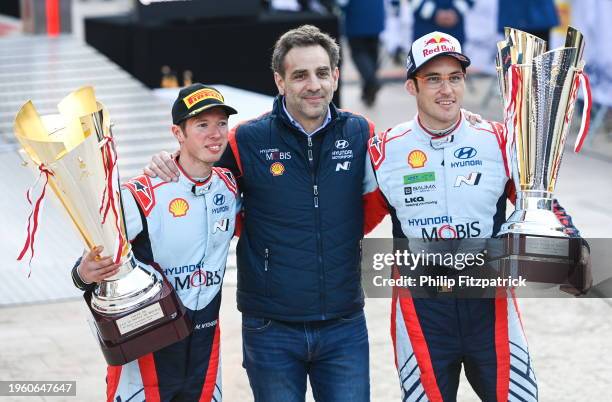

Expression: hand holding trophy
xmin=13 ymin=87 xmax=190 ymax=365
xmin=494 ymin=27 xmax=592 ymax=285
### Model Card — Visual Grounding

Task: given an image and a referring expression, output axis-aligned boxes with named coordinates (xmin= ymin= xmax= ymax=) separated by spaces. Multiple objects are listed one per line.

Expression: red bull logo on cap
xmin=422 ymin=34 xmax=457 ymax=57
xmin=424 ymin=36 xmax=451 ymax=46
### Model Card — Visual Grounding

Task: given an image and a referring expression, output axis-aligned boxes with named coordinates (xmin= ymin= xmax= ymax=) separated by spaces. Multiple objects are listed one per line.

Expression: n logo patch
xmin=336 ymin=161 xmax=351 ymax=171
xmin=213 ymin=219 xmax=230 ymax=233
xmin=454 ymin=172 xmax=482 ymax=187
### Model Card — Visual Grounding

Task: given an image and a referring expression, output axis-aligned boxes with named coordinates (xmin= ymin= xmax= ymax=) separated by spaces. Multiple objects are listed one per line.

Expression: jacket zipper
xmin=307 ymin=135 xmax=325 ymax=319
xmin=309 ymin=137 xmax=319 ymax=209
xmin=264 ymin=247 xmax=270 ymax=296
xmin=264 ymin=248 xmax=269 ymax=271
xmin=308 ymin=136 xmax=314 ymax=163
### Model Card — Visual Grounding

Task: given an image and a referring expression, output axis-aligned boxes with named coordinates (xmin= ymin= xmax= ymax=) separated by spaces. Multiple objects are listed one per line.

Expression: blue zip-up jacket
xmin=218 ymin=96 xmax=387 ymax=321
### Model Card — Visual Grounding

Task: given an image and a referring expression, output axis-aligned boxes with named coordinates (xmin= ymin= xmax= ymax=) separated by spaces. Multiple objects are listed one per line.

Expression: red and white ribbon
xmin=98 ymin=137 xmax=115 ymax=224
xmin=502 ymin=65 xmax=522 ymax=176
xmin=572 ymin=71 xmax=592 ymax=153
xmin=99 ymin=136 xmax=125 ymax=264
xmin=17 ymin=164 xmax=54 ymax=274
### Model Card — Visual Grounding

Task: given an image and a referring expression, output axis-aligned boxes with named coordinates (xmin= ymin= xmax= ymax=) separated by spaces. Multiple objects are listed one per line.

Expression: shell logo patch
xmin=169 ymin=198 xmax=189 ymax=217
xmin=270 ymin=162 xmax=285 ymax=176
xmin=408 ymin=150 xmax=428 ymax=168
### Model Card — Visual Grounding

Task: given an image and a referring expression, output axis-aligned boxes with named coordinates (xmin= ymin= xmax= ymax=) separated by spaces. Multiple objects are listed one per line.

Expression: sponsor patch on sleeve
xmin=213 ymin=167 xmax=238 ymax=195
xmin=123 ymin=175 xmax=156 ymax=217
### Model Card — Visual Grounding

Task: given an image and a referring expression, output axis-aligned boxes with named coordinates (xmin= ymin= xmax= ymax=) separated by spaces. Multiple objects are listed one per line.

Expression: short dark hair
xmin=271 ymin=25 xmax=340 ymax=77
xmin=179 ymin=120 xmax=187 ymax=134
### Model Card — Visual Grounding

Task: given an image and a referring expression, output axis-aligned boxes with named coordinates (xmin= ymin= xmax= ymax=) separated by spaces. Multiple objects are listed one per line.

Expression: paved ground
xmin=1 ymin=1 xmax=612 ymax=401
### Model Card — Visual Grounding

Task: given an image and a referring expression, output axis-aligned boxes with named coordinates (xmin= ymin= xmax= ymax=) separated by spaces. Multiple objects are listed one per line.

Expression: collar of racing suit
xmin=175 ymin=158 xmax=213 ymax=196
xmin=415 ymin=111 xmax=465 ymax=150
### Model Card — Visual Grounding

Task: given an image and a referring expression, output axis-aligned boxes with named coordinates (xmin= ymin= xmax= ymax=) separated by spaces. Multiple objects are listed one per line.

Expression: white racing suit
xmin=72 ymin=166 xmax=238 ymax=402
xmin=369 ymin=112 xmax=579 ymax=402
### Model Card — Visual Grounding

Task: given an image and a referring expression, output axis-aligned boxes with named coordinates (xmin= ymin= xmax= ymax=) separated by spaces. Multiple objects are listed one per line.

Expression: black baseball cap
xmin=172 ymin=83 xmax=238 ymax=125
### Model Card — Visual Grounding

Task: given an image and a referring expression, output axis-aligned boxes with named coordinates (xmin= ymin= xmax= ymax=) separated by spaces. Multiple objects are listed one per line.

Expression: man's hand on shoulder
xmin=77 ymin=246 xmax=121 ymax=284
xmin=143 ymin=150 xmax=180 ymax=182
xmin=463 ymin=109 xmax=483 ymax=125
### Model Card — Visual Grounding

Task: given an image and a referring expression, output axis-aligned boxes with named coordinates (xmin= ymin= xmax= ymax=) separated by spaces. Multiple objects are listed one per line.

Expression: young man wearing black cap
xmin=369 ymin=31 xmax=589 ymax=401
xmin=72 ymin=84 xmax=240 ymax=401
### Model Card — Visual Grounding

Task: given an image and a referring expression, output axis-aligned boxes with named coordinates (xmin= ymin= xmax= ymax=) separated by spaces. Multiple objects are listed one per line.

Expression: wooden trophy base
xmin=496 ymin=233 xmax=583 ymax=286
xmin=84 ymin=277 xmax=191 ymax=366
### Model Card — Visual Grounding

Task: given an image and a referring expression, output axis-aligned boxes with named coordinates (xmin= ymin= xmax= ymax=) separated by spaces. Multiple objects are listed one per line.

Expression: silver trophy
xmin=493 ymin=27 xmax=592 ymax=282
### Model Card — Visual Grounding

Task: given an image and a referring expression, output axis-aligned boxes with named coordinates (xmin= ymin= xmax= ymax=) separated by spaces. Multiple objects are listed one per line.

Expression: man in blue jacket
xmin=146 ymin=25 xmax=388 ymax=402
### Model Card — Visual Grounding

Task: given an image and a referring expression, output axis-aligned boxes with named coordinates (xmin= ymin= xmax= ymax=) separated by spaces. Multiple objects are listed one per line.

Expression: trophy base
xmin=498 ymin=196 xmax=571 ymax=238
xmin=84 ymin=277 xmax=191 ymax=366
xmin=493 ymin=233 xmax=583 ymax=285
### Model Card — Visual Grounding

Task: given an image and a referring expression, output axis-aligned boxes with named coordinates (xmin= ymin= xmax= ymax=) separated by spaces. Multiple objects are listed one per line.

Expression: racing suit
xmin=369 ymin=112 xmax=579 ymax=402
xmin=71 ymin=165 xmax=238 ymax=402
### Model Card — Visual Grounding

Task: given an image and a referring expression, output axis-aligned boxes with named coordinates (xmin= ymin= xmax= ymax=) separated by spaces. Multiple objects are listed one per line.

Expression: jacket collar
xmin=414 ymin=111 xmax=465 ymax=149
xmin=273 ymin=95 xmax=340 ymax=136
xmin=176 ymin=157 xmax=213 ymax=195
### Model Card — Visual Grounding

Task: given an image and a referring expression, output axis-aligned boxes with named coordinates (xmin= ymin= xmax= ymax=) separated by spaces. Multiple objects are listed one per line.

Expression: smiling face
xmin=172 ymin=107 xmax=229 ymax=168
xmin=405 ymin=55 xmax=465 ymax=129
xmin=274 ymin=45 xmax=339 ymax=133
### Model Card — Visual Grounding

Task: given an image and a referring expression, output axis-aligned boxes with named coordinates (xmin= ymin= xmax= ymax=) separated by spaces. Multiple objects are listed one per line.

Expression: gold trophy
xmin=14 ymin=87 xmax=190 ymax=365
xmin=493 ymin=27 xmax=592 ymax=284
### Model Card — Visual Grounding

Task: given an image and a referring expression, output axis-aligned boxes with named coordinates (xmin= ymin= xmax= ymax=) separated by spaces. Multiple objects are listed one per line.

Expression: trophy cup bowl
xmin=14 ymin=87 xmax=191 ymax=365
xmin=493 ymin=28 xmax=590 ymax=286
